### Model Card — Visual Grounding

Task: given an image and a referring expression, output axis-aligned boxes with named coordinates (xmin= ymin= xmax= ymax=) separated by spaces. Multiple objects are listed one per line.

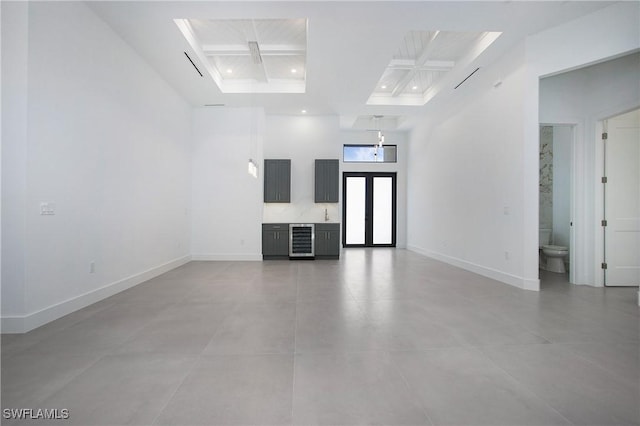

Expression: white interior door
xmin=604 ymin=108 xmax=640 ymax=286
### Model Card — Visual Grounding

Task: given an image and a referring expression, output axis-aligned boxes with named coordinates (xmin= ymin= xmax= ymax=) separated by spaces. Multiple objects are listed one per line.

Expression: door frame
xmin=342 ymin=172 xmax=397 ymax=247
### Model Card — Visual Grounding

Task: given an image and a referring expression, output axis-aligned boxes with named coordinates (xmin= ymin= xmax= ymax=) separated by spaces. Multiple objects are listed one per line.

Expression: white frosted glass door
xmin=345 ymin=177 xmax=366 ymax=245
xmin=373 ymin=177 xmax=393 ymax=244
xmin=343 ymin=172 xmax=396 ymax=247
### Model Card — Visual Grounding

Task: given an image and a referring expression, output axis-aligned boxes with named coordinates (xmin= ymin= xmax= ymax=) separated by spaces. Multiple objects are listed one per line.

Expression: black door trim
xmin=342 ymin=172 xmax=397 ymax=247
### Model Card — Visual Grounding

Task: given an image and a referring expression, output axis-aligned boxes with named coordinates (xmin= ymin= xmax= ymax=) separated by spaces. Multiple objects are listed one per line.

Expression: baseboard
xmin=1 ymin=255 xmax=191 ymax=334
xmin=191 ymin=254 xmax=262 ymax=261
xmin=407 ymin=245 xmax=540 ymax=291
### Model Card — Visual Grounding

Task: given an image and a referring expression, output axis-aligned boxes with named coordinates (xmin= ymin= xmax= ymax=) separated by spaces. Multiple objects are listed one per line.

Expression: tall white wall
xmin=408 ymin=45 xmax=531 ymax=289
xmin=1 ymin=2 xmax=29 ymax=319
xmin=190 ymin=108 xmax=264 ymax=260
xmin=1 ymin=2 xmax=192 ymax=332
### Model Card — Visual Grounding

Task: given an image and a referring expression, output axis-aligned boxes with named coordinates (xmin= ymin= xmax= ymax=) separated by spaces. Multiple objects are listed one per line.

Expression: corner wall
xmin=1 ymin=2 xmax=192 ymax=332
xmin=407 ymin=1 xmax=639 ymax=291
xmin=539 ymin=52 xmax=640 ymax=286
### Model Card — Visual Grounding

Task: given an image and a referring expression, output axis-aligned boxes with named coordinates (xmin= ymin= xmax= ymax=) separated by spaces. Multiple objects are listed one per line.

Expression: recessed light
xmin=381 ymin=85 xmax=387 ymax=89
xmin=291 ymin=68 xmax=297 ymax=73
xmin=226 ymin=69 xmax=233 ymax=74
xmin=412 ymin=85 xmax=418 ymax=90
xmin=301 ymin=109 xmax=307 ymax=114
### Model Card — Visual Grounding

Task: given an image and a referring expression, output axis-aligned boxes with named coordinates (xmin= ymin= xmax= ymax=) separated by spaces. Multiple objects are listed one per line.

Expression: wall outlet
xmin=504 ymin=251 xmax=510 ymax=260
xmin=90 ymin=261 xmax=95 ymax=274
xmin=40 ymin=202 xmax=56 ymax=215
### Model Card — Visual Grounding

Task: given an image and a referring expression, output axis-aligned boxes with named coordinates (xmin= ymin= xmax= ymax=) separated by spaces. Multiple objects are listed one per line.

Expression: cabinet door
xmin=325 ymin=230 xmax=340 ymax=256
xmin=314 ymin=230 xmax=328 ymax=256
xmin=277 ymin=160 xmax=291 ymax=202
xmin=315 ymin=159 xmax=339 ymax=203
xmin=264 ymin=160 xmax=291 ymax=203
xmin=262 ymin=224 xmax=289 ymax=258
xmin=315 ymin=224 xmax=340 ymax=258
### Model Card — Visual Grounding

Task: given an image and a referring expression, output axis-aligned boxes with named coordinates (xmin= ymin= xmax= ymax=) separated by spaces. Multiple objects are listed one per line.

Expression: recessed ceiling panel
xmin=176 ymin=18 xmax=307 ymax=93
xmin=367 ymin=30 xmax=501 ymax=106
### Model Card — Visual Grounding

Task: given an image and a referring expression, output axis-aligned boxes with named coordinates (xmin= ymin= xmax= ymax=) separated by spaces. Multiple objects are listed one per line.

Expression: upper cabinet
xmin=315 ymin=159 xmax=339 ymax=203
xmin=264 ymin=159 xmax=291 ymax=203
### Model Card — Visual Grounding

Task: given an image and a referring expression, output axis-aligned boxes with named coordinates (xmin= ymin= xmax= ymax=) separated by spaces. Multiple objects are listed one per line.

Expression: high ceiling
xmin=88 ymin=1 xmax=613 ymax=130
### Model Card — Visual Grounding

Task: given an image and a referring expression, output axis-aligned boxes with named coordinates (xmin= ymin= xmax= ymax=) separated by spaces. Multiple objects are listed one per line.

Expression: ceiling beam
xmin=388 ymin=59 xmax=455 ymax=71
xmin=391 ymin=31 xmax=441 ymax=97
xmin=202 ymin=44 xmax=305 ymax=57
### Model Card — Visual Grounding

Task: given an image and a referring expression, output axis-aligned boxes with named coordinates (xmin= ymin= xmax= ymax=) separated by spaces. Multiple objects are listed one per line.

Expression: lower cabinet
xmin=315 ymin=223 xmax=340 ymax=259
xmin=262 ymin=223 xmax=340 ymax=260
xmin=262 ymin=224 xmax=289 ymax=259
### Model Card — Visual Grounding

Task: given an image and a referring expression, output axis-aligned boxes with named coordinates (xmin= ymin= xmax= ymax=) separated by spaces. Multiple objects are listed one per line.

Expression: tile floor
xmin=1 ymin=249 xmax=638 ymax=425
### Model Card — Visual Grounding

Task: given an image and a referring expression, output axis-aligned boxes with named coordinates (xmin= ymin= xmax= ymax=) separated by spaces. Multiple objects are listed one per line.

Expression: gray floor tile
xmin=483 ymin=343 xmax=640 ymax=425
xmin=115 ymin=302 xmax=235 ymax=354
xmin=392 ymin=347 xmax=572 ymax=426
xmin=203 ymin=302 xmax=296 ymax=354
xmin=293 ymin=351 xmax=430 ymax=425
xmin=1 ymin=353 xmax=101 ymax=408
xmin=563 ymin=341 xmax=640 ymax=387
xmin=31 ymin=354 xmax=197 ymax=425
xmin=154 ymin=354 xmax=293 ymax=425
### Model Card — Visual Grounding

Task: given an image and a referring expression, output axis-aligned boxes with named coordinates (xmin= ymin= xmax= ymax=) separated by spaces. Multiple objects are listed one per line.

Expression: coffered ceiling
xmin=87 ymin=1 xmax=613 ymax=130
xmin=367 ymin=30 xmax=501 ymax=106
xmin=176 ymin=18 xmax=307 ymax=93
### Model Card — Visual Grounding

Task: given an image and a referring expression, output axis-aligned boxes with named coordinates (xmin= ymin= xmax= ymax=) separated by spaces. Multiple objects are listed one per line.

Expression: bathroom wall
xmin=539 ymin=126 xmax=554 ymax=231
xmin=552 ymin=126 xmax=572 ymax=248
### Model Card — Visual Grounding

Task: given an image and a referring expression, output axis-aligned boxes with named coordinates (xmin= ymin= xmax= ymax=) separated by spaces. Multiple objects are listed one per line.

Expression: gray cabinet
xmin=264 ymin=159 xmax=291 ymax=203
xmin=315 ymin=159 xmax=339 ymax=203
xmin=314 ymin=223 xmax=340 ymax=258
xmin=262 ymin=224 xmax=289 ymax=259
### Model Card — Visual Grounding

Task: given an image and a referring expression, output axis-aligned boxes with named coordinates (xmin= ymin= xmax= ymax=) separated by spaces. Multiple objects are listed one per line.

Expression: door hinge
xmin=601 ymin=262 xmax=608 ymax=270
xmin=601 ymin=176 xmax=607 ymax=183
xmin=601 ymin=220 xmax=608 ymax=227
xmin=602 ymin=132 xmax=608 ymax=140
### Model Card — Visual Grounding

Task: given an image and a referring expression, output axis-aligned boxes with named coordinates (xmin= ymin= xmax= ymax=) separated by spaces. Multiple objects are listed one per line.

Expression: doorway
xmin=602 ymin=108 xmax=640 ymax=287
xmin=343 ymin=172 xmax=396 ymax=247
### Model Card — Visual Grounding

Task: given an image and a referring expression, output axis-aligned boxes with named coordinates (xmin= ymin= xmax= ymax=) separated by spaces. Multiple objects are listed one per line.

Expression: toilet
xmin=539 ymin=228 xmax=569 ymax=273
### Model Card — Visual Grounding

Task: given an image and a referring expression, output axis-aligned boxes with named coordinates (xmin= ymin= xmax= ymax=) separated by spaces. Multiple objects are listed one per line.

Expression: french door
xmin=342 ymin=172 xmax=396 ymax=247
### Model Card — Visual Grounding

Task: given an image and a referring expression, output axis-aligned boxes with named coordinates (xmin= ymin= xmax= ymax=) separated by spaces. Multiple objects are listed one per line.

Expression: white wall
xmin=1 ymin=2 xmax=29 ymax=319
xmin=1 ymin=2 xmax=192 ymax=332
xmin=190 ymin=107 xmax=264 ymax=260
xmin=408 ymin=45 xmax=532 ymax=289
xmin=540 ymin=52 xmax=640 ymax=285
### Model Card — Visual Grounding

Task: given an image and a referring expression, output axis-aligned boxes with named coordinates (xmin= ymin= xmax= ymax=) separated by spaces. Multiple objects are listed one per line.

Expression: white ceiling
xmin=87 ymin=1 xmax=613 ymax=130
